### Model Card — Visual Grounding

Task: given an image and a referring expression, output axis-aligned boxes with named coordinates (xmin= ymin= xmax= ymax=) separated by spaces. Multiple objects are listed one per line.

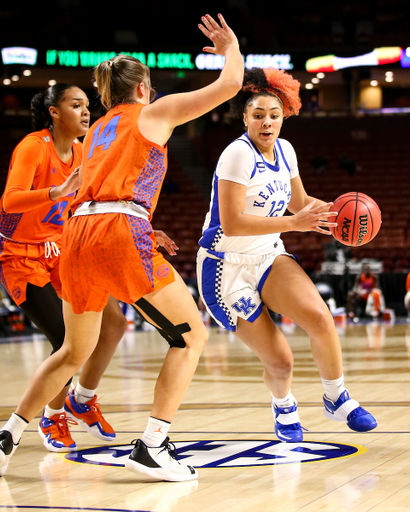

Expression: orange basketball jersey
xmin=0 ymin=128 xmax=82 ymax=244
xmin=360 ymin=273 xmax=376 ymax=291
xmin=72 ymin=103 xmax=167 ymax=218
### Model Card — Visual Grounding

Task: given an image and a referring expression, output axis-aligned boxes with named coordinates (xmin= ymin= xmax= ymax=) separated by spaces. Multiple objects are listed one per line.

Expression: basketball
xmin=329 ymin=192 xmax=382 ymax=246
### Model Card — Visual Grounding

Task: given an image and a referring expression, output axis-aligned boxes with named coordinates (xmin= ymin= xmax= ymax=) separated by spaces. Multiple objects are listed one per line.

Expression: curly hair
xmin=230 ymin=67 xmax=301 ymax=119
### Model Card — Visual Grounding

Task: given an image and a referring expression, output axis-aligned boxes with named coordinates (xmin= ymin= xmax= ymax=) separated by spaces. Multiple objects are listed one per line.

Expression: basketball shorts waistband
xmin=72 ymin=200 xmax=149 ymax=220
xmin=198 ymin=240 xmax=282 ymax=266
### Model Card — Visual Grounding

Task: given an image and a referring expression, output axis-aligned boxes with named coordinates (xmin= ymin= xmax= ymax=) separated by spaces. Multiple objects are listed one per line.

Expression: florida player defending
xmin=196 ymin=68 xmax=377 ymax=443
xmin=0 ymin=84 xmax=127 ymax=458
xmin=0 ymin=14 xmax=243 ymax=481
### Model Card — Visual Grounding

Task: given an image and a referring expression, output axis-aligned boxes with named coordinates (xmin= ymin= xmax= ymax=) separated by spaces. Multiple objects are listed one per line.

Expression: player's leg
xmin=0 ymin=302 xmax=103 ymax=475
xmin=236 ymin=310 xmax=302 ymax=442
xmin=64 ymin=296 xmax=127 ymax=441
xmin=126 ymin=269 xmax=207 ymax=481
xmin=20 ymin=283 xmax=76 ymax=452
xmin=261 ymin=255 xmax=377 ymax=432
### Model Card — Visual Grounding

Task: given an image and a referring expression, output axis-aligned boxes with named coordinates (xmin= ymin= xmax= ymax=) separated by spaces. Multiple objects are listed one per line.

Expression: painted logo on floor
xmin=65 ymin=440 xmax=365 ymax=468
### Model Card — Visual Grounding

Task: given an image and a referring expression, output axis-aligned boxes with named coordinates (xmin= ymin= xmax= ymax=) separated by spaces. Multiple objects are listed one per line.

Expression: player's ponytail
xmin=30 ymin=84 xmax=75 ymax=131
xmin=94 ymin=54 xmax=151 ymax=110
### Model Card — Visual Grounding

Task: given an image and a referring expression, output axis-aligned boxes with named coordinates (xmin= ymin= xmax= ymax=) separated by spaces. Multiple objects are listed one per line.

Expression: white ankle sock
xmin=272 ymin=391 xmax=296 ymax=409
xmin=3 ymin=413 xmax=29 ymax=444
xmin=44 ymin=405 xmax=64 ymax=418
xmin=74 ymin=383 xmax=95 ymax=404
xmin=141 ymin=417 xmax=170 ymax=447
xmin=321 ymin=375 xmax=346 ymax=402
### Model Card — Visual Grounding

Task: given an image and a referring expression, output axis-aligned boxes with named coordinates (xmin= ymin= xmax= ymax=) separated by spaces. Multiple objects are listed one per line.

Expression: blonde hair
xmin=94 ymin=54 xmax=150 ymax=110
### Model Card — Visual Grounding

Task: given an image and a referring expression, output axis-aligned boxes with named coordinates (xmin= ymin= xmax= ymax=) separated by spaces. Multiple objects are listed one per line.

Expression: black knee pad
xmin=133 ymin=298 xmax=191 ymax=348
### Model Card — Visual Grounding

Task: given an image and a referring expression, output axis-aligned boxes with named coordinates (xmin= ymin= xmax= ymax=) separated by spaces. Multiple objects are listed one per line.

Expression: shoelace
xmin=159 ymin=440 xmax=178 ymax=460
xmin=129 ymin=438 xmax=179 ymax=461
xmin=87 ymin=396 xmax=104 ymax=420
xmin=54 ymin=416 xmax=78 ymax=437
xmin=348 ymin=407 xmax=367 ymax=418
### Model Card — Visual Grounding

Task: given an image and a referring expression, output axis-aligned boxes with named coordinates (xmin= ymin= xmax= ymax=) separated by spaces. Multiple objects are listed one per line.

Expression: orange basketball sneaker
xmin=64 ymin=391 xmax=115 ymax=441
xmin=38 ymin=411 xmax=77 ymax=452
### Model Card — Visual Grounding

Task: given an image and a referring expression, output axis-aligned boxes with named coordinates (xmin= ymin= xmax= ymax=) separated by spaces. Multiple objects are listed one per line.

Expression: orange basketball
xmin=329 ymin=192 xmax=382 ymax=246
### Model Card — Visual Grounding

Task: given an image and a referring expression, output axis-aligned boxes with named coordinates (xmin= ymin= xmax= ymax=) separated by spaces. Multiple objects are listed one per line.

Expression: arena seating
xmin=0 ymin=113 xmax=409 ymax=284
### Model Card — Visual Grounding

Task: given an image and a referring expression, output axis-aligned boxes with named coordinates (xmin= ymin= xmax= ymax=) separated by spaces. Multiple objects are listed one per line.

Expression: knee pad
xmin=133 ymin=298 xmax=191 ymax=348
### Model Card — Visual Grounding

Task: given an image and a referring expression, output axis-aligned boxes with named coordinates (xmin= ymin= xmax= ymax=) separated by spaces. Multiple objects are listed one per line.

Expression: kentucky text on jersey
xmin=199 ymin=133 xmax=299 ymax=257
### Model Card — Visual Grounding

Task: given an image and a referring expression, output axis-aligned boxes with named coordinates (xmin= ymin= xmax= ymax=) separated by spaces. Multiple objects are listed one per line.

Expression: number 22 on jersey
xmin=87 ymin=115 xmax=121 ymax=159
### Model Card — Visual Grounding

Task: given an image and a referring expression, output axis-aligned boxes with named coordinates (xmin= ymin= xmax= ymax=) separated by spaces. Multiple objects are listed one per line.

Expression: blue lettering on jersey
xmin=232 ymin=297 xmax=257 ymax=316
xmin=268 ymin=200 xmax=286 ymax=217
xmin=88 ymin=115 xmax=121 ymax=159
xmin=41 ymin=200 xmax=68 ymax=226
xmin=253 ymin=178 xmax=289 ymax=211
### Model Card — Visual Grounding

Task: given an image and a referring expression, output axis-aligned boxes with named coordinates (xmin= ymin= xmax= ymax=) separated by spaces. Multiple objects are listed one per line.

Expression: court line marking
xmin=0 ymin=507 xmax=148 ymax=512
xmin=20 ymin=429 xmax=410 ymax=435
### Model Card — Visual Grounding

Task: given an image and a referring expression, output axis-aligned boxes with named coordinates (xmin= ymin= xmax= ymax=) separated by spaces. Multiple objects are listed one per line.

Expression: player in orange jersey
xmin=347 ymin=263 xmax=385 ymax=319
xmin=405 ymin=272 xmax=410 ymax=319
xmin=0 ymin=84 xmax=127 ymax=455
xmin=0 ymin=13 xmax=243 ymax=482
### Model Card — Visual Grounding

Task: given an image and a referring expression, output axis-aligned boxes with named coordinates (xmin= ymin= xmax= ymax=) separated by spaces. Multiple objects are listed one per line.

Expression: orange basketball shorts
xmin=0 ymin=238 xmax=62 ymax=305
xmin=60 ymin=213 xmax=175 ymax=314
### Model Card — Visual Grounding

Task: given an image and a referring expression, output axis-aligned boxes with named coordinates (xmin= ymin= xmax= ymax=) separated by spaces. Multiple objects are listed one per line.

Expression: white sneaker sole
xmin=37 ymin=424 xmax=77 ymax=453
xmin=64 ymin=411 xmax=115 ymax=441
xmin=125 ymin=457 xmax=198 ymax=482
xmin=0 ymin=444 xmax=18 ymax=476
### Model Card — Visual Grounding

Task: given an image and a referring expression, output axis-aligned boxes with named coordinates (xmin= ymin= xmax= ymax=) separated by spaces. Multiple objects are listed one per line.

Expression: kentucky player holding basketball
xmin=197 ymin=68 xmax=377 ymax=442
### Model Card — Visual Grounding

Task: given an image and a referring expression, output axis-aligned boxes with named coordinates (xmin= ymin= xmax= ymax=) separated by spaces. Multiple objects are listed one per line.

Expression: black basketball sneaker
xmin=125 ymin=437 xmax=197 ymax=482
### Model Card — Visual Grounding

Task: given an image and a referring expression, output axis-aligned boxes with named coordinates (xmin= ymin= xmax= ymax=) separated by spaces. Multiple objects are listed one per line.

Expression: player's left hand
xmin=153 ymin=230 xmax=179 ymax=255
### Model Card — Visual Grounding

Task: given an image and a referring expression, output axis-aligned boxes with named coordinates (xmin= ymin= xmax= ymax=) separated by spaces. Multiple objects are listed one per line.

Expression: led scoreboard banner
xmin=44 ymin=49 xmax=294 ymax=71
xmin=3 ymin=46 xmax=410 ymax=72
xmin=306 ymin=47 xmax=408 ymax=72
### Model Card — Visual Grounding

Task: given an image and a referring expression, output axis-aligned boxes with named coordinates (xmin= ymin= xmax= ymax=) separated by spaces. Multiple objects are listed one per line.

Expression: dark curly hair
xmin=230 ymin=68 xmax=301 ymax=119
xmin=30 ymin=83 xmax=76 ymax=131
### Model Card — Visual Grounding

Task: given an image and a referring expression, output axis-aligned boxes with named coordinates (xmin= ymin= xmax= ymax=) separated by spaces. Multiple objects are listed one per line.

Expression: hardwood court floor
xmin=1 ymin=318 xmax=410 ymax=512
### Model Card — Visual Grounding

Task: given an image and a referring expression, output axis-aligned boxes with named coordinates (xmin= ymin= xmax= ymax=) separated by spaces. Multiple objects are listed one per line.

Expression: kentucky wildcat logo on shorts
xmin=231 ymin=296 xmax=257 ymax=316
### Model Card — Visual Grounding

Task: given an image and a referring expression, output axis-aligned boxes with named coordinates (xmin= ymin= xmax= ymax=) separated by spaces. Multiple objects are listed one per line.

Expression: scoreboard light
xmin=306 ymin=47 xmax=402 ymax=72
xmin=1 ymin=47 xmax=37 ymax=65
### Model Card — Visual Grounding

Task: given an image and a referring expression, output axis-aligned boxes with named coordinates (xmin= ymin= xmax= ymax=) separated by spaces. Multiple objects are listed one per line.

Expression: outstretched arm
xmin=138 ymin=14 xmax=244 ymax=146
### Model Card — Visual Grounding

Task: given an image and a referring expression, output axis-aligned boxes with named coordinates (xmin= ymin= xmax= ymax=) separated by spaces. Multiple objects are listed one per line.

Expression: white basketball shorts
xmin=196 ymin=240 xmax=294 ymax=332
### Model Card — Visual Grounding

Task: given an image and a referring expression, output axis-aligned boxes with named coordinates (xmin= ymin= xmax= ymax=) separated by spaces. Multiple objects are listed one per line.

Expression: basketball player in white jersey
xmin=197 ymin=67 xmax=377 ymax=442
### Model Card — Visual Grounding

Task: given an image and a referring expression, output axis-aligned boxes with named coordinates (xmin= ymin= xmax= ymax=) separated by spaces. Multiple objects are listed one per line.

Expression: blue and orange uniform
xmin=0 ymin=129 xmax=81 ymax=305
xmin=60 ymin=103 xmax=174 ymax=314
xmin=358 ymin=273 xmax=376 ymax=300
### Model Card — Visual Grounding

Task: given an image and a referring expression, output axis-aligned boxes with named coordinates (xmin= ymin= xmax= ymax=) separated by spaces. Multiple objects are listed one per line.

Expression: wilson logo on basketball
xmin=330 ymin=192 xmax=381 ymax=247
xmin=356 ymin=214 xmax=368 ymax=245
xmin=341 ymin=217 xmax=351 ymax=242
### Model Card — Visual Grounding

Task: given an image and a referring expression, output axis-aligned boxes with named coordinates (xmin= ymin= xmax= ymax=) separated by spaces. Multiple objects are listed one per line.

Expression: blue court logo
xmin=65 ymin=440 xmax=365 ymax=468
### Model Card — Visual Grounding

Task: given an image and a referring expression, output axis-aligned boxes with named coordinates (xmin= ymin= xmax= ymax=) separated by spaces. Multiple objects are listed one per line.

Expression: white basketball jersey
xmin=199 ymin=134 xmax=299 ymax=256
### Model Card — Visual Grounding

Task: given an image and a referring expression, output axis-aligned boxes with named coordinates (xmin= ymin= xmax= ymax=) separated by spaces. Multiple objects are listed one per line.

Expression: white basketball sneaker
xmin=0 ymin=430 xmax=19 ymax=477
xmin=126 ymin=437 xmax=198 ymax=482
